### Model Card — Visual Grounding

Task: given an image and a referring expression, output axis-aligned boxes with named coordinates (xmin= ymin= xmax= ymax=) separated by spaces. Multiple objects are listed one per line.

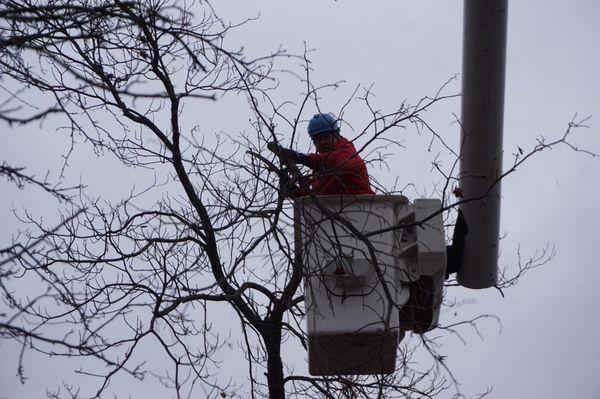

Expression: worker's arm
xmin=267 ymin=142 xmax=310 ymax=166
xmin=305 ymin=139 xmax=362 ymax=171
xmin=267 ymin=141 xmax=355 ymax=173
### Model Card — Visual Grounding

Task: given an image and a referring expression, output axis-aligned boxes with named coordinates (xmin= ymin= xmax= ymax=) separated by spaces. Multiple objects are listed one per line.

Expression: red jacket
xmin=305 ymin=137 xmax=373 ymax=195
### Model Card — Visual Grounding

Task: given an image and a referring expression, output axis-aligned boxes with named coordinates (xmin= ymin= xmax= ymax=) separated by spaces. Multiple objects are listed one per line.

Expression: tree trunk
xmin=263 ymin=324 xmax=285 ymax=399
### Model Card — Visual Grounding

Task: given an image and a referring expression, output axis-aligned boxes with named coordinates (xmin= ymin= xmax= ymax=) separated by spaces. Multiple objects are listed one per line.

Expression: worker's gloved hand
xmin=267 ymin=141 xmax=285 ymax=155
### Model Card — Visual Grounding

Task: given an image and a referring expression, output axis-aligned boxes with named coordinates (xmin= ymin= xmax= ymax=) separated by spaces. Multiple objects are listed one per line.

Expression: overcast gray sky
xmin=2 ymin=1 xmax=599 ymax=398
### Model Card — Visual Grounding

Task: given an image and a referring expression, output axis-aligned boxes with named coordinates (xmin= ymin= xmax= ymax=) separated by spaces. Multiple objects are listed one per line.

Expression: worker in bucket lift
xmin=267 ymin=113 xmax=374 ymax=195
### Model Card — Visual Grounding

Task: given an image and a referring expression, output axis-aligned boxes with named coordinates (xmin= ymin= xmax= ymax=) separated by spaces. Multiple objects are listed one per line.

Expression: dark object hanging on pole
xmin=445 ymin=208 xmax=468 ymax=279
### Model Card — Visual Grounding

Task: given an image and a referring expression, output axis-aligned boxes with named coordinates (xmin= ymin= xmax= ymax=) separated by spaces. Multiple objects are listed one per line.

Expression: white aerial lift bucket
xmin=294 ymin=195 xmax=446 ymax=375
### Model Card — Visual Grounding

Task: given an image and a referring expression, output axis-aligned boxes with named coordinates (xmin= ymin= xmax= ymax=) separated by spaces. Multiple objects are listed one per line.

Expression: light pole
xmin=457 ymin=0 xmax=508 ymax=289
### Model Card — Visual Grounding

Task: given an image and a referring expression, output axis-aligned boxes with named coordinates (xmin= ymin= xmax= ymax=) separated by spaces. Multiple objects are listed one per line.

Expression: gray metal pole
xmin=457 ymin=0 xmax=508 ymax=289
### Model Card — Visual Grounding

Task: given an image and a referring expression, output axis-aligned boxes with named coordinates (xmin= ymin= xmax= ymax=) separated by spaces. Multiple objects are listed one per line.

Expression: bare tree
xmin=1 ymin=1 xmax=594 ymax=398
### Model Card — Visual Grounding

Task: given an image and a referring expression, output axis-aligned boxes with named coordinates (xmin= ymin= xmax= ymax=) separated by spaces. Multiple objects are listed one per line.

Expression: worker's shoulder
xmin=335 ymin=136 xmax=358 ymax=152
